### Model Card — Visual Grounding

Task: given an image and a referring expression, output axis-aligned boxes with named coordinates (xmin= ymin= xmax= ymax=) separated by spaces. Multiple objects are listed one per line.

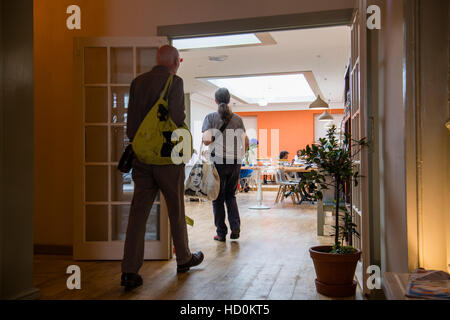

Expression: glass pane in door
xmin=86 ymin=205 xmax=109 ymax=241
xmin=146 ymin=204 xmax=160 ymax=241
xmin=136 ymin=47 xmax=157 ymax=75
xmin=111 ymin=86 xmax=130 ymax=124
xmin=111 ymin=203 xmax=160 ymax=241
xmin=85 ymin=166 xmax=109 ymax=202
xmin=85 ymin=126 xmax=108 ymax=162
xmin=111 ymin=167 xmax=134 ymax=202
xmin=111 ymin=205 xmax=129 ymax=241
xmin=84 ymin=47 xmax=107 ymax=84
xmin=85 ymin=87 xmax=108 ymax=123
xmin=111 ymin=47 xmax=133 ymax=84
xmin=111 ymin=125 xmax=129 ymax=162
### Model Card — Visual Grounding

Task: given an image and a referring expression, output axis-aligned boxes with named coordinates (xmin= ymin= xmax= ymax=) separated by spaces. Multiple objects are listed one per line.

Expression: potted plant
xmin=299 ymin=125 xmax=368 ymax=297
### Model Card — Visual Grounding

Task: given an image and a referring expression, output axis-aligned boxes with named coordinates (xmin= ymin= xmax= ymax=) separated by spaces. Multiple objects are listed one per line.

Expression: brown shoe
xmin=177 ymin=251 xmax=204 ymax=273
xmin=121 ymin=273 xmax=143 ymax=290
xmin=230 ymin=229 xmax=240 ymax=240
xmin=214 ymin=235 xmax=226 ymax=242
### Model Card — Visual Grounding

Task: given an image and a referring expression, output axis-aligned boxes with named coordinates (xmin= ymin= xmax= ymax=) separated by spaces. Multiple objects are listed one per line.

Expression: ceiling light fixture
xmin=318 ymin=110 xmax=334 ymax=122
xmin=318 ymin=98 xmax=334 ymax=121
xmin=309 ymin=95 xmax=329 ymax=109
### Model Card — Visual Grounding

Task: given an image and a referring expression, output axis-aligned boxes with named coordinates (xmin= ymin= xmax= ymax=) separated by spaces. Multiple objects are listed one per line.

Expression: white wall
xmin=190 ymin=95 xmax=217 ymax=152
xmin=241 ymin=116 xmax=258 ymax=141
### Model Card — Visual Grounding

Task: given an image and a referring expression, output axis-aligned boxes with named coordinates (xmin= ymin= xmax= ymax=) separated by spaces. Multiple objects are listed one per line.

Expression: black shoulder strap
xmin=162 ymin=74 xmax=174 ymax=101
xmin=210 ymin=116 xmax=231 ymax=145
xmin=219 ymin=119 xmax=230 ymax=133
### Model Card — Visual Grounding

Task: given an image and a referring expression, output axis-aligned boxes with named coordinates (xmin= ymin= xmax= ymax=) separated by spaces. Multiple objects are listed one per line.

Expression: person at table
xmin=279 ymin=150 xmax=290 ymax=165
xmin=279 ymin=150 xmax=300 ymax=181
xmin=293 ymin=149 xmax=304 ymax=165
xmin=202 ymin=88 xmax=249 ymax=242
xmin=290 ymin=149 xmax=312 ymax=199
xmin=279 ymin=151 xmax=289 ymax=160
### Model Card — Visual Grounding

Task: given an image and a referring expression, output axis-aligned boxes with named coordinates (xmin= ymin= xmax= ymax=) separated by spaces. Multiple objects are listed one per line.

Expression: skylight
xmin=173 ymin=33 xmax=261 ymax=50
xmin=206 ymin=74 xmax=316 ymax=105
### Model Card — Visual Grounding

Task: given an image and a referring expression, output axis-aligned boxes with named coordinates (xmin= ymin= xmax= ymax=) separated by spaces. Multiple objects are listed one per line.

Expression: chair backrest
xmin=279 ymin=170 xmax=289 ymax=183
xmin=275 ymin=170 xmax=282 ymax=184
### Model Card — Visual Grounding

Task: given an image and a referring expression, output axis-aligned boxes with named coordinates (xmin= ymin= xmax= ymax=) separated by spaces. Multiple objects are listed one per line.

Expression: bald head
xmin=156 ymin=45 xmax=180 ymax=74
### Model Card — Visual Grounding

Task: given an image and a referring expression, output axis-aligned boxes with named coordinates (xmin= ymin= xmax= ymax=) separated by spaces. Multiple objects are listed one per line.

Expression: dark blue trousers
xmin=212 ymin=163 xmax=242 ymax=237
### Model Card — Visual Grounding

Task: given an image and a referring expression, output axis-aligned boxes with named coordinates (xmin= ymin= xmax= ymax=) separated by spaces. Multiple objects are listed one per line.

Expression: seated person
xmin=279 ymin=151 xmax=298 ymax=181
xmin=293 ymin=149 xmax=305 ymax=165
xmin=279 ymin=150 xmax=289 ymax=165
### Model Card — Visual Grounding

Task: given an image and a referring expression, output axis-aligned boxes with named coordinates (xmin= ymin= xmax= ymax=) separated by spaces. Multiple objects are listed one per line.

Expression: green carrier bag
xmin=132 ymin=74 xmax=193 ymax=165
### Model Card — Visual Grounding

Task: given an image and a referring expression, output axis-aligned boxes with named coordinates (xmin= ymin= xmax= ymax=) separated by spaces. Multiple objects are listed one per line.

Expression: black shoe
xmin=230 ymin=229 xmax=240 ymax=240
xmin=177 ymin=251 xmax=204 ymax=273
xmin=214 ymin=235 xmax=226 ymax=242
xmin=121 ymin=273 xmax=143 ymax=290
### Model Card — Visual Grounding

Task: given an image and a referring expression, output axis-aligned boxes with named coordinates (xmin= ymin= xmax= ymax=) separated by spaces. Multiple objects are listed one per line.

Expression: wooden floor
xmin=34 ymin=191 xmax=363 ymax=300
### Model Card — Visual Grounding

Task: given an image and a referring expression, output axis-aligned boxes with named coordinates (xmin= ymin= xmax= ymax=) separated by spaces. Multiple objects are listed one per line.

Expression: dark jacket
xmin=126 ymin=65 xmax=185 ymax=141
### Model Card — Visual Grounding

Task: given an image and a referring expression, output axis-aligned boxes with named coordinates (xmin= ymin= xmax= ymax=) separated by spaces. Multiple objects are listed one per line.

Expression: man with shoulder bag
xmin=120 ymin=45 xmax=204 ymax=290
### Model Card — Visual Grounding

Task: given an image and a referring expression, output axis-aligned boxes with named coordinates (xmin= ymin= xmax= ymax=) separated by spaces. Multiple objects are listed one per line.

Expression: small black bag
xmin=118 ymin=144 xmax=134 ymax=173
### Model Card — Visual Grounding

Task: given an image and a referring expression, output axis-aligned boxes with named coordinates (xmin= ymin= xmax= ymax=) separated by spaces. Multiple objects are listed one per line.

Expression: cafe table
xmin=278 ymin=166 xmax=312 ymax=173
xmin=241 ymin=165 xmax=275 ymax=210
xmin=241 ymin=165 xmax=313 ymax=210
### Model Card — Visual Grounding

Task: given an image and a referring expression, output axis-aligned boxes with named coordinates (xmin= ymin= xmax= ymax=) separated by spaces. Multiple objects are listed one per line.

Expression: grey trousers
xmin=121 ymin=159 xmax=192 ymax=273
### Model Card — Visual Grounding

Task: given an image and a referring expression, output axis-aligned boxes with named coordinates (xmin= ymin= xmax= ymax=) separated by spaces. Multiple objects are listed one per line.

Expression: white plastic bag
xmin=185 ymin=144 xmax=220 ymax=200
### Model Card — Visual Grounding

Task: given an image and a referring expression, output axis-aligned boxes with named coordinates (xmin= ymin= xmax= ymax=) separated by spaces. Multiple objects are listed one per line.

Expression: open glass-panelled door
xmin=74 ymin=37 xmax=171 ymax=260
xmin=350 ymin=1 xmax=371 ymax=294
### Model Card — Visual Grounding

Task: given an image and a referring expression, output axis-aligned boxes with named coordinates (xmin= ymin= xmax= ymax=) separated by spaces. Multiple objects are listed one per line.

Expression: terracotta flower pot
xmin=309 ymin=245 xmax=361 ymax=298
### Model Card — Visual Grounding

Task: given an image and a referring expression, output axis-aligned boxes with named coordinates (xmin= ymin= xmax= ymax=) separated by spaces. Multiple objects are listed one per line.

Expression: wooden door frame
xmin=348 ymin=1 xmax=371 ymax=294
xmin=403 ymin=0 xmax=421 ymax=272
xmin=157 ymin=9 xmax=354 ymax=38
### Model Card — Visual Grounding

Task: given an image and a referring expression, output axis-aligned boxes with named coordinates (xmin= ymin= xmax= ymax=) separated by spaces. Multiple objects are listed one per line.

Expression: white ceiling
xmin=177 ymin=26 xmax=351 ymax=111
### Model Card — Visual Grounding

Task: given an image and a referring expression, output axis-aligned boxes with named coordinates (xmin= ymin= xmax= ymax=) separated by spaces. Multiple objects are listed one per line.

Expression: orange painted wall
xmin=236 ymin=109 xmax=344 ymax=161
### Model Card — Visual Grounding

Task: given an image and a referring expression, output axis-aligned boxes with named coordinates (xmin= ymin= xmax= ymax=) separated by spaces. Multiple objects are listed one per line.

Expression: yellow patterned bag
xmin=132 ymin=74 xmax=192 ymax=165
